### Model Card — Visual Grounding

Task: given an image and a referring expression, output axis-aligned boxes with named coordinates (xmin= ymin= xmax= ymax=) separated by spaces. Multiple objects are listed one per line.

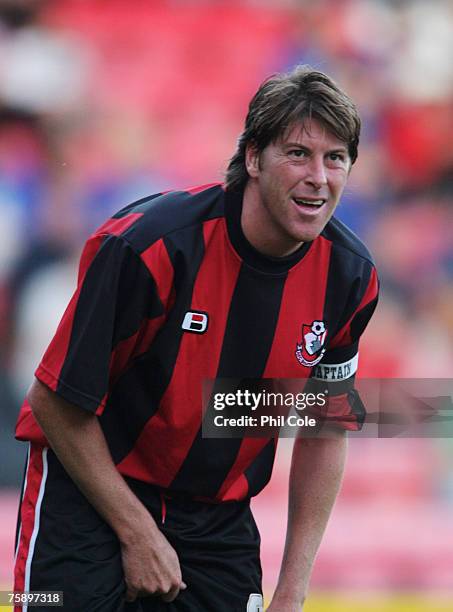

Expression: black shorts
xmin=14 ymin=444 xmax=263 ymax=612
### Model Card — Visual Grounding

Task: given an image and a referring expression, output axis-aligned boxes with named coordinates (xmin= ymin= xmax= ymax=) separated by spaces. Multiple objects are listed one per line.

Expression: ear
xmin=245 ymin=142 xmax=260 ymax=179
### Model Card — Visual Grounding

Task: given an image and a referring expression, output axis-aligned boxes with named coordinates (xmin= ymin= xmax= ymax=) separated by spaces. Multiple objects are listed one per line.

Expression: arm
xmin=28 ymin=379 xmax=186 ymax=603
xmin=267 ymin=433 xmax=347 ymax=611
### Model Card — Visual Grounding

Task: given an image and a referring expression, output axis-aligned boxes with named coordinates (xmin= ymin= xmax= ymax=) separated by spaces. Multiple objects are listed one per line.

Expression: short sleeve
xmin=308 ymin=264 xmax=379 ymax=431
xmin=35 ymin=234 xmax=165 ymax=413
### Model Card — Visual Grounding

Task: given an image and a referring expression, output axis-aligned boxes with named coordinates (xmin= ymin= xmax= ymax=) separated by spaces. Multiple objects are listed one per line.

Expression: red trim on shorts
xmin=14 ymin=445 xmax=46 ymax=605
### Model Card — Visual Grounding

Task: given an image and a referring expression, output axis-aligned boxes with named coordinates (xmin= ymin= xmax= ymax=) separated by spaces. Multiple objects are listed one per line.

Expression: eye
xmin=288 ymin=149 xmax=307 ymax=158
xmin=328 ymin=152 xmax=346 ymax=163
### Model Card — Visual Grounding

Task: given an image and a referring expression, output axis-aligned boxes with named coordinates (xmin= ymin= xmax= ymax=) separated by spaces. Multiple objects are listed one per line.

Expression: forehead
xmin=277 ymin=118 xmax=347 ymax=150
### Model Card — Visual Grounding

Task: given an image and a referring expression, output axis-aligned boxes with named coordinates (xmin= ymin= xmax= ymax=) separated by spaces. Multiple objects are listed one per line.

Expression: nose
xmin=304 ymin=156 xmax=327 ymax=190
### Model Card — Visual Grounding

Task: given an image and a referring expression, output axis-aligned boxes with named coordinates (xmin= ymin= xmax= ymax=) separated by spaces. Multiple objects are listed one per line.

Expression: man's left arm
xmin=267 ymin=260 xmax=379 ymax=610
xmin=267 ymin=432 xmax=347 ymax=611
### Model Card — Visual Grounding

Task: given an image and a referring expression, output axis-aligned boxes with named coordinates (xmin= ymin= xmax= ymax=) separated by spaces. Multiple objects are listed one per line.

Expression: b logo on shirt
xmin=181 ymin=311 xmax=209 ymax=334
xmin=246 ymin=593 xmax=263 ymax=612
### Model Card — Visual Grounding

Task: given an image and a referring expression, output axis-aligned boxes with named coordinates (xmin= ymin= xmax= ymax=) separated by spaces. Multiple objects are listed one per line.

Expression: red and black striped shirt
xmin=16 ymin=184 xmax=378 ymax=502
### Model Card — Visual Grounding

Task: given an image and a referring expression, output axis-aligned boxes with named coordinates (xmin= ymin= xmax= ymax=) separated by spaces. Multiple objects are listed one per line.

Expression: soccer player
xmin=14 ymin=66 xmax=378 ymax=611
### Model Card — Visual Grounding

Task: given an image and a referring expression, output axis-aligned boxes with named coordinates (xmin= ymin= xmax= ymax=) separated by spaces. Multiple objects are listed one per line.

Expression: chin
xmin=293 ymin=226 xmax=325 ymax=243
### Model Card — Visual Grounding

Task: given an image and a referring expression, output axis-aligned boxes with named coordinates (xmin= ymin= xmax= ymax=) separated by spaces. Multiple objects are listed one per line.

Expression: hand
xmin=120 ymin=523 xmax=187 ymax=602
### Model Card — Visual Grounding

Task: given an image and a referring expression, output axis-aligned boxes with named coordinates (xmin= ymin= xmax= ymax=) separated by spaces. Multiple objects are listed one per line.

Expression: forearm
xmin=270 ymin=434 xmax=347 ymax=609
xmin=28 ymin=378 xmax=156 ymax=543
xmin=28 ymin=379 xmax=185 ymax=600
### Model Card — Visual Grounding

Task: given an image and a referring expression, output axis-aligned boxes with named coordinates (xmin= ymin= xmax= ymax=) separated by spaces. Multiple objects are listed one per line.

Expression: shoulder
xmin=321 ymin=215 xmax=375 ymax=267
xmin=320 ymin=216 xmax=379 ymax=306
xmin=318 ymin=217 xmax=379 ymax=348
xmin=93 ymin=183 xmax=225 ymax=254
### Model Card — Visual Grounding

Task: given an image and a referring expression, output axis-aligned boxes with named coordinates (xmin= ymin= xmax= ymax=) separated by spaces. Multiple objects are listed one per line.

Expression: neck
xmin=241 ymin=181 xmax=303 ymax=258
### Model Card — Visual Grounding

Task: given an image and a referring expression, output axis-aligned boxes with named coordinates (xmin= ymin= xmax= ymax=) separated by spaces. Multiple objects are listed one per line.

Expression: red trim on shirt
xmin=95 ymin=212 xmax=143 ymax=236
xmin=117 ymin=219 xmax=241 ymax=485
xmin=263 ymin=237 xmax=332 ymax=378
xmin=329 ymin=266 xmax=379 ymax=349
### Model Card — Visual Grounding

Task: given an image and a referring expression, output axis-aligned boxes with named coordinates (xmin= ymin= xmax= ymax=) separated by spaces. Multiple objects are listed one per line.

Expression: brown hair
xmin=225 ymin=65 xmax=361 ymax=191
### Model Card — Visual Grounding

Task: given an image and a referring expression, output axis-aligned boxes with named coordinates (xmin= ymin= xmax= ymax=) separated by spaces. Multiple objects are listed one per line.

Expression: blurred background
xmin=0 ymin=0 xmax=452 ymax=609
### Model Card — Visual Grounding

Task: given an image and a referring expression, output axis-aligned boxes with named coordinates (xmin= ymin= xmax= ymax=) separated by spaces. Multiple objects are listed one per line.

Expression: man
xmin=14 ymin=65 xmax=378 ymax=611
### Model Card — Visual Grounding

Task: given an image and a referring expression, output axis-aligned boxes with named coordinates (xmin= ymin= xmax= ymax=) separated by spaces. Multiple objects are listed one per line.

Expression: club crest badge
xmin=295 ymin=320 xmax=328 ymax=367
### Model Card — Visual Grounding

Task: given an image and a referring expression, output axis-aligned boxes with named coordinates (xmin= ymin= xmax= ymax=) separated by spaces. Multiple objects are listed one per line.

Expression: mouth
xmin=292 ymin=197 xmax=326 ymax=212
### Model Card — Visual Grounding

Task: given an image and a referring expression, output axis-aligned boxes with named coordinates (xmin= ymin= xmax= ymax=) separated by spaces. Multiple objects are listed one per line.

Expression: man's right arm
xmin=28 ymin=378 xmax=186 ymax=603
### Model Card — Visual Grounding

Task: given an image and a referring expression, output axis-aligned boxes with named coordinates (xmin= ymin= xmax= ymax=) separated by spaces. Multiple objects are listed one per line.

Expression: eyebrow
xmin=284 ymin=142 xmax=348 ymax=153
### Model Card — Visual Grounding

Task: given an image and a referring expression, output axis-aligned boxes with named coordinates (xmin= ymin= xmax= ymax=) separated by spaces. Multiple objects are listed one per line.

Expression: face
xmin=242 ymin=118 xmax=351 ymax=256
